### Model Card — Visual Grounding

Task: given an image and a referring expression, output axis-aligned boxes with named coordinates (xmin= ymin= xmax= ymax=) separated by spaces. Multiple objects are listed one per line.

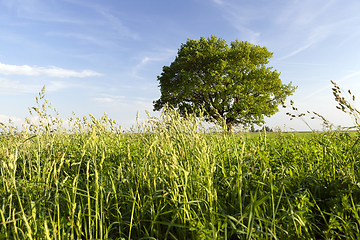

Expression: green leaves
xmin=154 ymin=35 xmax=296 ymax=131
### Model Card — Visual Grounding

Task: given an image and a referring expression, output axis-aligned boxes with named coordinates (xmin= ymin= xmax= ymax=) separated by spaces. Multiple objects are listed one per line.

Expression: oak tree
xmin=153 ymin=35 xmax=296 ymax=131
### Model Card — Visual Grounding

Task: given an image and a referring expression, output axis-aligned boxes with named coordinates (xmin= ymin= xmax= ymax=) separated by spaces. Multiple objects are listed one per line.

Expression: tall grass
xmin=1 ymin=86 xmax=360 ymax=239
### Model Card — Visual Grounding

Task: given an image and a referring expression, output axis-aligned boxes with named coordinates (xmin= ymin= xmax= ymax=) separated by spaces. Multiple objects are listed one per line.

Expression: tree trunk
xmin=226 ymin=119 xmax=233 ymax=132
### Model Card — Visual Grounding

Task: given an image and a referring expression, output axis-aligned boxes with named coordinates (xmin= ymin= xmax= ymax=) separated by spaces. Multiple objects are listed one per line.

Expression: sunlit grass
xmin=1 ymin=87 xmax=360 ymax=239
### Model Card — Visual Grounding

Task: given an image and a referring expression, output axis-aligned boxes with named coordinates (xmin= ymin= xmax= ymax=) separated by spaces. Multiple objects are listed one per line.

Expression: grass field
xmin=1 ymin=99 xmax=360 ymax=240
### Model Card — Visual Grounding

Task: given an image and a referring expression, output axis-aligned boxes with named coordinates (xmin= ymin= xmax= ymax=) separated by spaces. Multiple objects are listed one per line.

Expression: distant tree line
xmin=250 ymin=125 xmax=273 ymax=132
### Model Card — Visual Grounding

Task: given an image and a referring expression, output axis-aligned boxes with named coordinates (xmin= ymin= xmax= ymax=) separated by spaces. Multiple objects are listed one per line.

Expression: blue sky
xmin=1 ymin=0 xmax=360 ymax=131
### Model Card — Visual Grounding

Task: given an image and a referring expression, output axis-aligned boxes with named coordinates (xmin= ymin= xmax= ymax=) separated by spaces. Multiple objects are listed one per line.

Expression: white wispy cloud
xmin=212 ymin=0 xmax=355 ymax=60
xmin=0 ymin=78 xmax=79 ymax=94
xmin=46 ymin=32 xmax=115 ymax=48
xmin=3 ymin=0 xmax=138 ymax=41
xmin=0 ymin=78 xmax=41 ymax=94
xmin=63 ymin=1 xmax=139 ymax=40
xmin=0 ymin=114 xmax=22 ymax=124
xmin=2 ymin=0 xmax=85 ymax=24
xmin=131 ymin=57 xmax=152 ymax=78
xmin=232 ymin=25 xmax=261 ymax=44
xmin=209 ymin=0 xmax=265 ymax=43
xmin=212 ymin=0 xmax=224 ymax=6
xmin=274 ymin=0 xmax=360 ymax=60
xmin=46 ymin=81 xmax=76 ymax=91
xmin=277 ymin=43 xmax=315 ymax=60
xmin=275 ymin=0 xmax=337 ymax=26
xmin=278 ymin=25 xmax=332 ymax=60
xmin=304 ymin=70 xmax=360 ymax=100
xmin=100 ymin=11 xmax=138 ymax=40
xmin=131 ymin=48 xmax=177 ymax=78
xmin=93 ymin=98 xmax=114 ymax=103
xmin=0 ymin=62 xmax=103 ymax=77
xmin=92 ymin=94 xmax=125 ymax=103
xmin=92 ymin=93 xmax=152 ymax=108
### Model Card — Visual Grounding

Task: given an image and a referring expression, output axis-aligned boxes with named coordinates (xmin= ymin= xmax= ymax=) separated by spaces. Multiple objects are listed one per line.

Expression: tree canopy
xmin=153 ymin=35 xmax=296 ymax=131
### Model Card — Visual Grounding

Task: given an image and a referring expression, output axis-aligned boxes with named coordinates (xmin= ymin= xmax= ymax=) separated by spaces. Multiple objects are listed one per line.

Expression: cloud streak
xmin=0 ymin=114 xmax=22 ymax=124
xmin=0 ymin=62 xmax=103 ymax=77
xmin=0 ymin=78 xmax=42 ymax=94
xmin=304 ymin=70 xmax=360 ymax=100
xmin=92 ymin=94 xmax=125 ymax=103
xmin=46 ymin=32 xmax=116 ymax=48
xmin=274 ymin=1 xmax=360 ymax=60
xmin=131 ymin=48 xmax=177 ymax=78
xmin=100 ymin=11 xmax=138 ymax=40
xmin=212 ymin=0 xmax=224 ymax=6
xmin=209 ymin=0 xmax=269 ymax=44
xmin=0 ymin=78 xmax=80 ymax=94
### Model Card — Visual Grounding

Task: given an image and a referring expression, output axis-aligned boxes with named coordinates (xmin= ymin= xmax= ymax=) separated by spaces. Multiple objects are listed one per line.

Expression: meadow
xmin=1 ymin=89 xmax=360 ymax=239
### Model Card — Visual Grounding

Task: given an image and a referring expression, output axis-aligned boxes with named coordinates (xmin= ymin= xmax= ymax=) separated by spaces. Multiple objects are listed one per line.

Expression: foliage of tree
xmin=153 ymin=35 xmax=296 ymax=131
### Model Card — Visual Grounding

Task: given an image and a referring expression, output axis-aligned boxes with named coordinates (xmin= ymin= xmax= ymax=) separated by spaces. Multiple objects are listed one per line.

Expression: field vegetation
xmin=1 ymin=85 xmax=360 ymax=239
